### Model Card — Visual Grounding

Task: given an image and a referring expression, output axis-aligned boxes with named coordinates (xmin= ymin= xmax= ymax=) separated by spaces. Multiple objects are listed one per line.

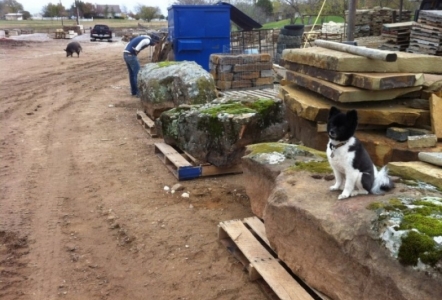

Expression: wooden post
xmin=314 ymin=39 xmax=397 ymax=62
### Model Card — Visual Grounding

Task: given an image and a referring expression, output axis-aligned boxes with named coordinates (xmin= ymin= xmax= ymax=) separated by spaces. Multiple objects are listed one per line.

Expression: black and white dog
xmin=326 ymin=106 xmax=394 ymax=200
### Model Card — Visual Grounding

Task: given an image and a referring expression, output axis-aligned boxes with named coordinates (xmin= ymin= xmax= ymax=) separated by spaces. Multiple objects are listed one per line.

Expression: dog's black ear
xmin=347 ymin=109 xmax=358 ymax=127
xmin=328 ymin=106 xmax=340 ymax=118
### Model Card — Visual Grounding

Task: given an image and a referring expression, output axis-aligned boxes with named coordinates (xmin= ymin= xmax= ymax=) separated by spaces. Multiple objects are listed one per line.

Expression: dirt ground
xmin=0 ymin=34 xmax=267 ymax=300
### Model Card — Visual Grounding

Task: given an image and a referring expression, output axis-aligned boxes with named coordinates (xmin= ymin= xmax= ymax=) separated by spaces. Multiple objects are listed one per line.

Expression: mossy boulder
xmin=159 ymin=96 xmax=287 ymax=167
xmin=137 ymin=61 xmax=217 ymax=119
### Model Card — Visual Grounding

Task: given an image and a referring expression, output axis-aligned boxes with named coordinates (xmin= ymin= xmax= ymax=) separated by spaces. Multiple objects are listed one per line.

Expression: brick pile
xmin=209 ymin=53 xmax=274 ymax=90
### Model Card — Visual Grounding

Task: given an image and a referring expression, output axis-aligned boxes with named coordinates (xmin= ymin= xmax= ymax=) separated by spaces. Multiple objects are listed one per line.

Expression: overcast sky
xmin=19 ymin=0 xmax=174 ymax=16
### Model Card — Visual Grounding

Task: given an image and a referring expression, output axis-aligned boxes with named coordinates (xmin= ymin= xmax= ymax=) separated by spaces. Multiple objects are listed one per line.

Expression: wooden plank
xmin=219 ymin=220 xmax=314 ymax=300
xmin=136 ymin=110 xmax=157 ymax=137
xmin=243 ymin=216 xmax=271 ymax=248
xmin=154 ymin=143 xmax=192 ymax=168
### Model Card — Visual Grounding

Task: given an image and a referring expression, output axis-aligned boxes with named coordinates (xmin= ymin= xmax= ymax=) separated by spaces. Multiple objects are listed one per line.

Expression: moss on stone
xmin=370 ymin=196 xmax=442 ymax=268
xmin=247 ymin=143 xmax=289 ymax=155
xmin=400 ymin=214 xmax=442 ymax=237
xmin=193 ymin=78 xmax=216 ymax=104
xmin=157 ymin=61 xmax=179 ymax=68
xmin=289 ymin=160 xmax=332 ymax=174
xmin=200 ymin=102 xmax=255 ymax=116
xmin=398 ymin=231 xmax=438 ymax=266
xmin=367 ymin=201 xmax=384 ymax=210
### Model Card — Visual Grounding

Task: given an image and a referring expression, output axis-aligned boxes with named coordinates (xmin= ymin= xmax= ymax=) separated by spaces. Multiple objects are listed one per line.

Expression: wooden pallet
xmin=154 ymin=142 xmax=242 ymax=180
xmin=136 ymin=110 xmax=157 ymax=137
xmin=218 ymin=217 xmax=325 ymax=300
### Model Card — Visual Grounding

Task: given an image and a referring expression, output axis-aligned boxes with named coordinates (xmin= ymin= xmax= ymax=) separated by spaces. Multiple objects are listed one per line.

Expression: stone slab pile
xmin=379 ymin=21 xmax=412 ymax=51
xmin=408 ymin=10 xmax=442 ymax=56
xmin=280 ymin=46 xmax=442 ymax=164
xmin=209 ymin=53 xmax=274 ymax=91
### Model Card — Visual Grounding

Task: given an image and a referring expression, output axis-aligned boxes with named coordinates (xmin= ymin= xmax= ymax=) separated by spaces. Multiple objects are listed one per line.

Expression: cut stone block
xmin=280 ymin=84 xmax=430 ymax=127
xmin=285 ymin=71 xmax=422 ymax=103
xmin=282 ymin=47 xmax=442 ymax=73
xmin=386 ymin=127 xmax=409 ymax=142
xmin=282 ymin=60 xmax=425 ymax=90
xmin=418 ymin=152 xmax=442 ymax=167
xmin=407 ymin=134 xmax=438 ymax=148
xmin=388 ymin=161 xmax=442 ymax=189
xmin=430 ymin=93 xmax=442 ymax=139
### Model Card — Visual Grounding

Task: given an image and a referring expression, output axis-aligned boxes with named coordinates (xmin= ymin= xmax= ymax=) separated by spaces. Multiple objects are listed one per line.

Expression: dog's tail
xmin=371 ymin=166 xmax=395 ymax=194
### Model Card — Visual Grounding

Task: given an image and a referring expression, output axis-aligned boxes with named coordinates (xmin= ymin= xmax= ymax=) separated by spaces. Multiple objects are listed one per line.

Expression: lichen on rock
xmin=369 ymin=195 xmax=442 ymax=271
xmin=159 ymin=96 xmax=288 ymax=167
xmin=137 ymin=61 xmax=217 ymax=118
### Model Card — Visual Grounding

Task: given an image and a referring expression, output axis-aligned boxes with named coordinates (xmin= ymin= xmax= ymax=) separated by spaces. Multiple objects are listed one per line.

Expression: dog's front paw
xmin=330 ymin=184 xmax=340 ymax=191
xmin=338 ymin=192 xmax=350 ymax=200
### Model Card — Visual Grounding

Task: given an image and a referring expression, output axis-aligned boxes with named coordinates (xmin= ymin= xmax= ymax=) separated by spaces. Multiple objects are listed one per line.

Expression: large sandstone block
xmin=282 ymin=47 xmax=442 ymax=73
xmin=282 ymin=60 xmax=425 ymax=90
xmin=280 ymin=84 xmax=430 ymax=127
xmin=159 ymin=96 xmax=287 ymax=167
xmin=242 ymin=143 xmax=327 ymax=218
xmin=138 ymin=61 xmax=217 ymax=119
xmin=285 ymin=71 xmax=422 ymax=103
xmin=242 ymin=143 xmax=442 ymax=300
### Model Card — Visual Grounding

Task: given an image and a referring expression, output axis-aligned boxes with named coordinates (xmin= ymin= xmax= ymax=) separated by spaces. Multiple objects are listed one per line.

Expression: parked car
xmin=90 ymin=24 xmax=112 ymax=42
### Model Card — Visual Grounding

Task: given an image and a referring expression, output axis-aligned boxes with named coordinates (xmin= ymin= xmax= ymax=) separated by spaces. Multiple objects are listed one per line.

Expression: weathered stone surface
xmin=242 ymin=143 xmax=327 ymax=218
xmin=280 ymin=84 xmax=430 ymax=127
xmin=285 ymin=71 xmax=422 ymax=103
xmin=138 ymin=61 xmax=217 ymax=119
xmin=430 ymin=93 xmax=442 ymax=138
xmin=242 ymin=144 xmax=442 ymax=300
xmin=351 ymin=72 xmax=424 ymax=90
xmin=282 ymin=47 xmax=442 ymax=73
xmin=159 ymin=96 xmax=287 ymax=167
xmin=386 ymin=127 xmax=409 ymax=142
xmin=408 ymin=134 xmax=438 ymax=148
xmin=282 ymin=60 xmax=424 ymax=90
xmin=388 ymin=161 xmax=442 ymax=189
xmin=419 ymin=151 xmax=442 ymax=167
xmin=284 ymin=111 xmax=442 ymax=165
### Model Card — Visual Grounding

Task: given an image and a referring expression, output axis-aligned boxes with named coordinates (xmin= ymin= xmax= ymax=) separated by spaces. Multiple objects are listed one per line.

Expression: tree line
xmin=1 ymin=0 xmax=417 ymax=23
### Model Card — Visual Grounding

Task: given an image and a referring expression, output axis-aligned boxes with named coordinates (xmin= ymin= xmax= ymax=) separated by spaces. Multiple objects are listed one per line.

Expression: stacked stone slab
xmin=379 ymin=21 xmax=412 ymax=51
xmin=209 ymin=53 xmax=274 ymax=91
xmin=280 ymin=46 xmax=442 ymax=164
xmin=345 ymin=8 xmax=412 ymax=38
xmin=408 ymin=10 xmax=442 ymax=56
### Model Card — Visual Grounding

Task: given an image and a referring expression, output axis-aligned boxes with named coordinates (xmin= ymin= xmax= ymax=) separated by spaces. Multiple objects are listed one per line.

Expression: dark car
xmin=90 ymin=24 xmax=113 ymax=42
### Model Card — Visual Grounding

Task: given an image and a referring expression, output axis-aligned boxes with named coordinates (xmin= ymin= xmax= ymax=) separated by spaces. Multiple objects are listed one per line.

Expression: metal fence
xmin=229 ymin=29 xmax=279 ymax=61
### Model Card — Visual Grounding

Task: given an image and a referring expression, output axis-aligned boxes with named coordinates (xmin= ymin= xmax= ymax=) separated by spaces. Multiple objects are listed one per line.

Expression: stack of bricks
xmin=209 ymin=53 xmax=274 ymax=90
